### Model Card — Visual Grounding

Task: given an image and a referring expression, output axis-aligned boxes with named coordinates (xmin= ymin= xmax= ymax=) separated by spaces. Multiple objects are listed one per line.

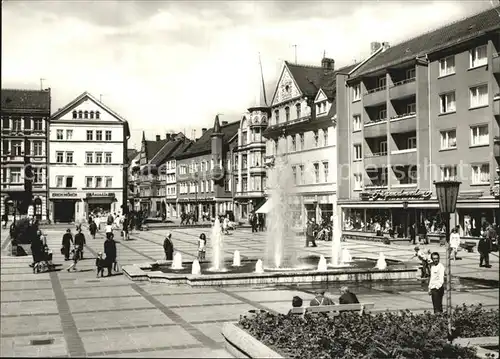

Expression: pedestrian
xmin=104 ymin=234 xmax=117 ymax=276
xmin=428 ymin=252 xmax=445 ymax=313
xmin=198 ymin=233 xmax=207 ymax=261
xmin=251 ymin=213 xmax=258 ymax=233
xmin=163 ymin=234 xmax=174 ymax=260
xmin=89 ymin=220 xmax=97 ymax=239
xmin=411 ymin=246 xmax=431 ymax=278
xmin=74 ymin=227 xmax=86 ymax=260
xmin=409 ymin=223 xmax=416 ymax=244
xmin=95 ymin=252 xmax=106 ymax=278
xmin=66 ymin=244 xmax=82 ymax=272
xmin=223 ymin=216 xmax=230 ymax=235
xmin=61 ymin=229 xmax=73 ymax=261
xmin=105 ymin=222 xmax=113 ymax=239
xmin=339 ymin=286 xmax=360 ymax=304
xmin=2 ymin=213 xmax=7 ymax=229
xmin=305 ymin=218 xmax=318 ymax=247
xmin=122 ymin=214 xmax=130 ymax=241
xmin=309 ymin=290 xmax=334 ymax=306
xmin=30 ymin=232 xmax=44 ymax=273
xmin=450 ymin=226 xmax=461 ymax=261
xmin=478 ymin=234 xmax=491 ymax=268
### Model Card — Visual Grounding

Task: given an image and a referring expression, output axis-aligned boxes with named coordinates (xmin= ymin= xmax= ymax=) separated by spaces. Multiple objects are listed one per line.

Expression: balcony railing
xmin=364 ymin=151 xmax=387 ymax=158
xmin=365 ymin=118 xmax=387 ymax=126
xmin=366 ymin=85 xmax=386 ymax=94
xmin=390 ymin=112 xmax=416 ymax=121
xmin=391 ymin=77 xmax=416 ymax=87
xmin=365 ymin=182 xmax=388 ymax=188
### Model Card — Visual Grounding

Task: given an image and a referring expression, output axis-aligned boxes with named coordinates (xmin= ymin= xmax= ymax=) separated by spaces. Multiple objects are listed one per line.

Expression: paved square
xmin=1 ymin=225 xmax=498 ymax=357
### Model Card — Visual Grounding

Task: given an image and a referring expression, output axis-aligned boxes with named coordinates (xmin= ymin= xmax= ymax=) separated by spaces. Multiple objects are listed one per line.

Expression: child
xmin=411 ymin=246 xmax=430 ymax=278
xmin=198 ymin=233 xmax=207 ymax=261
xmin=66 ymin=245 xmax=81 ymax=272
xmin=95 ymin=252 xmax=106 ymax=277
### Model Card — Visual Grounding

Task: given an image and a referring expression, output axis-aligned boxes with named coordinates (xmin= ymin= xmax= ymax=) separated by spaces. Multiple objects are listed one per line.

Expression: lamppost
xmin=434 ymin=180 xmax=461 ymax=342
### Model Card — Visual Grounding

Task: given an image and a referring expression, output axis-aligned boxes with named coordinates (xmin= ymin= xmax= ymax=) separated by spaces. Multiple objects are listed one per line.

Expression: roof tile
xmin=1 ymin=89 xmax=50 ymax=111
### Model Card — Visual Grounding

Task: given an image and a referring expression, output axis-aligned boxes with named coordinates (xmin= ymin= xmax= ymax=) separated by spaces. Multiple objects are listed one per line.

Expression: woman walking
xmin=104 ymin=233 xmax=117 ymax=276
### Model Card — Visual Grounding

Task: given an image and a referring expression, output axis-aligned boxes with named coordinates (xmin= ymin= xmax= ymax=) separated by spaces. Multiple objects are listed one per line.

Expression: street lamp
xmin=433 ymin=180 xmax=461 ymax=342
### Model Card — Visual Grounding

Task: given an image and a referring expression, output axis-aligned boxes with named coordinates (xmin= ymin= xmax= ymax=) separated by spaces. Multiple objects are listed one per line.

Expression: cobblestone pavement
xmin=1 ymin=226 xmax=498 ymax=357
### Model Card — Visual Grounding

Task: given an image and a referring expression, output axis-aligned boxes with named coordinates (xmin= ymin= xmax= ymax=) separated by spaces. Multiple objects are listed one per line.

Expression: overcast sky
xmin=1 ymin=0 xmax=494 ymax=149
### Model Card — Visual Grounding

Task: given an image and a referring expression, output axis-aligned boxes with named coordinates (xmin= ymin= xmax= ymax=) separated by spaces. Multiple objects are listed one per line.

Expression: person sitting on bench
xmin=310 ymin=290 xmax=334 ymax=306
xmin=339 ymin=286 xmax=360 ymax=304
xmin=288 ymin=296 xmax=304 ymax=314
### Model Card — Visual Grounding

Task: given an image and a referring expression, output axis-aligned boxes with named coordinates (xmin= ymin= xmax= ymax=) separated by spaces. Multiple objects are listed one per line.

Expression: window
xmin=56 ymin=176 xmax=63 ymax=187
xmin=78 ymin=111 xmax=83 ymax=119
xmin=299 ymin=165 xmax=305 ymax=184
xmin=95 ymin=152 xmax=103 ymax=163
xmin=2 ymin=116 xmax=9 ymax=129
xmin=299 ymin=133 xmax=304 ymax=150
xmin=323 ymin=128 xmax=328 ymax=146
xmin=354 ymin=144 xmax=362 ymax=160
xmin=440 ymin=130 xmax=457 ymax=149
xmin=470 ymin=125 xmax=488 ymax=146
xmin=105 ymin=153 xmax=112 ymax=163
xmin=56 ymin=151 xmax=64 ymax=163
xmin=353 ymin=115 xmax=362 ymax=131
xmin=72 ymin=111 xmax=77 ymax=119
xmin=84 ymin=111 xmax=89 ymax=119
xmin=471 ymin=164 xmax=489 ymax=185
xmin=296 ymin=103 xmax=301 ymax=119
xmin=13 ymin=118 xmax=21 ymax=131
xmin=85 ymin=177 xmax=93 ymax=188
xmin=291 ymin=136 xmax=296 ymax=151
xmin=86 ymin=152 xmax=93 ymax=163
xmin=292 ymin=166 xmax=297 ymax=185
xmin=66 ymin=152 xmax=73 ymax=163
xmin=470 ymin=84 xmax=488 ymax=108
xmin=407 ymin=103 xmax=416 ymax=114
xmin=66 ymin=129 xmax=73 ymax=140
xmin=406 ymin=68 xmax=416 ymax=80
xmin=274 ymin=110 xmax=279 ymax=124
xmin=407 ymin=137 xmax=417 ymax=149
xmin=378 ymin=76 xmax=386 ymax=89
xmin=10 ymin=168 xmax=21 ymax=183
xmin=353 ymin=84 xmax=361 ymax=101
xmin=105 ymin=177 xmax=113 ymax=188
xmin=12 ymin=141 xmax=22 ymax=156
xmin=440 ymin=92 xmax=456 ymax=114
xmin=34 ymin=119 xmax=43 ymax=131
xmin=86 ymin=130 xmax=93 ymax=141
xmin=354 ymin=174 xmax=363 ymax=190
xmin=314 ymin=163 xmax=320 ymax=183
xmin=34 ymin=168 xmax=43 ymax=183
xmin=56 ymin=129 xmax=63 ymax=140
xmin=380 ymin=141 xmax=388 ymax=155
xmin=89 ymin=111 xmax=94 ymax=119
xmin=285 ymin=107 xmax=290 ymax=122
xmin=105 ymin=130 xmax=112 ymax=141
xmin=323 ymin=162 xmax=329 ymax=182
xmin=95 ymin=176 xmax=102 ymax=188
xmin=441 ymin=165 xmax=457 ymax=181
xmin=65 ymin=176 xmax=73 ymax=188
xmin=313 ymin=130 xmax=319 ymax=147
xmin=470 ymin=45 xmax=487 ymax=68
xmin=377 ymin=108 xmax=387 ymax=120
xmin=96 ymin=111 xmax=100 ymax=119
xmin=33 ymin=141 xmax=43 ymax=156
xmin=96 ymin=130 xmax=103 ymax=141
xmin=439 ymin=56 xmax=455 ymax=77
xmin=242 ymin=178 xmax=248 ymax=192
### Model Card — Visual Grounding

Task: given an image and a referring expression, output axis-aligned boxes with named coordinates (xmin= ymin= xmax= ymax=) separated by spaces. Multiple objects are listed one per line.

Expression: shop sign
xmin=50 ymin=192 xmax=78 ymax=198
xmin=359 ymin=189 xmax=432 ymax=201
xmin=86 ymin=192 xmax=115 ymax=198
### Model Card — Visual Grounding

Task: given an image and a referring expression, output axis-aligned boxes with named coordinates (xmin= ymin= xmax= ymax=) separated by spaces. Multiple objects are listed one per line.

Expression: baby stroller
xmin=38 ymin=246 xmax=54 ymax=272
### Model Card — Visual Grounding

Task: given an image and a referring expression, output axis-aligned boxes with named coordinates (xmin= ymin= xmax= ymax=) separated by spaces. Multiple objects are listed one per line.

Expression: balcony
xmin=494 ymin=136 xmax=500 ymax=158
xmin=363 ymin=119 xmax=387 ymax=138
xmin=493 ymin=53 xmax=500 ymax=75
xmin=264 ymin=155 xmax=275 ymax=167
xmin=364 ymin=152 xmax=388 ymax=167
xmin=389 ymin=78 xmax=416 ymax=100
xmin=363 ymin=86 xmax=386 ymax=107
xmin=494 ymin=95 xmax=500 ymax=117
xmin=390 ymin=112 xmax=417 ymax=133
xmin=250 ymin=165 xmax=266 ymax=174
xmin=391 ymin=148 xmax=418 ymax=166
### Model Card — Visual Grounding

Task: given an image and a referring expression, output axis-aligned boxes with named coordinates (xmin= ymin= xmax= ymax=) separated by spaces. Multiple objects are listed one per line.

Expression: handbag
xmin=60 ymin=247 xmax=64 ymax=255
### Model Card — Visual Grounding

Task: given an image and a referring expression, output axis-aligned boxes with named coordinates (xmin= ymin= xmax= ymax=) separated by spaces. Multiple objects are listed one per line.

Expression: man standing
xmin=305 ymin=218 xmax=318 ymax=247
xmin=163 ymin=234 xmax=174 ymax=260
xmin=478 ymin=234 xmax=492 ymax=268
xmin=74 ymin=227 xmax=86 ymax=260
xmin=428 ymin=252 xmax=445 ymax=313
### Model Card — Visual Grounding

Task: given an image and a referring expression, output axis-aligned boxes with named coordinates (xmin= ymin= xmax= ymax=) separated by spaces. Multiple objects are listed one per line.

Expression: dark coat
xmin=104 ymin=238 xmax=117 ymax=261
xmin=89 ymin=222 xmax=97 ymax=234
xmin=163 ymin=238 xmax=174 ymax=260
xmin=62 ymin=233 xmax=73 ymax=247
xmin=31 ymin=238 xmax=44 ymax=262
xmin=478 ymin=238 xmax=490 ymax=253
xmin=74 ymin=233 xmax=86 ymax=247
xmin=339 ymin=292 xmax=360 ymax=304
xmin=309 ymin=295 xmax=334 ymax=306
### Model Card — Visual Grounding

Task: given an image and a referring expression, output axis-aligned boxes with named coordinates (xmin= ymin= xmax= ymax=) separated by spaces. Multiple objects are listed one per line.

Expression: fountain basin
xmin=123 ymin=256 xmax=419 ymax=286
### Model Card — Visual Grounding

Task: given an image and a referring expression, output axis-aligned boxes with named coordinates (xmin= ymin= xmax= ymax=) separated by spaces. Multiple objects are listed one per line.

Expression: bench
xmin=460 ymin=242 xmax=476 ymax=253
xmin=289 ymin=303 xmax=375 ymax=316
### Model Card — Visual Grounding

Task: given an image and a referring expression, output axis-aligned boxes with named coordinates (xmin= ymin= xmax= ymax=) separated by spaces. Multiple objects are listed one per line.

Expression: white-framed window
xmin=377 ymin=108 xmax=387 ymax=120
xmin=439 ymin=92 xmax=456 ymax=114
xmin=285 ymin=107 xmax=290 ymax=122
xmin=66 ymin=130 xmax=73 ymax=140
xmin=378 ymin=76 xmax=386 ymax=89
xmin=12 ymin=141 xmax=22 ymax=156
xmin=440 ymin=130 xmax=457 ymax=149
xmin=470 ymin=124 xmax=489 ymax=146
xmin=441 ymin=165 xmax=457 ymax=181
xmin=105 ymin=153 xmax=112 ymax=163
xmin=56 ymin=175 xmax=63 ymax=187
xmin=314 ymin=163 xmax=320 ymax=183
xmin=95 ymin=176 xmax=102 ymax=188
xmin=406 ymin=68 xmax=416 ymax=80
xmin=292 ymin=166 xmax=297 ymax=185
xmin=105 ymin=177 xmax=113 ymax=188
xmin=470 ymin=45 xmax=487 ymax=68
xmin=353 ymin=84 xmax=361 ymax=101
xmin=353 ymin=115 xmax=362 ymax=131
xmin=471 ymin=164 xmax=489 ymax=185
xmin=56 ymin=129 xmax=63 ymax=140
xmin=86 ymin=130 xmax=93 ymax=141
xmin=354 ymin=173 xmax=363 ymax=190
xmin=85 ymin=176 xmax=93 ymax=188
xmin=56 ymin=151 xmax=63 ymax=163
xmin=323 ymin=161 xmax=329 ymax=182
xmin=354 ymin=144 xmax=362 ymax=160
xmin=33 ymin=141 xmax=43 ymax=156
xmin=296 ymin=103 xmax=301 ymax=119
xmin=299 ymin=133 xmax=304 ymax=150
xmin=85 ymin=152 xmax=93 ymax=163
xmin=13 ymin=118 xmax=22 ymax=131
xmin=291 ymin=135 xmax=296 ymax=151
xmin=323 ymin=128 xmax=328 ymax=146
xmin=313 ymin=130 xmax=319 ymax=147
xmin=66 ymin=151 xmax=73 ymax=163
xmin=33 ymin=167 xmax=43 ymax=183
xmin=96 ymin=130 xmax=103 ymax=141
xmin=299 ymin=165 xmax=305 ymax=184
xmin=439 ymin=56 xmax=455 ymax=77
xmin=407 ymin=103 xmax=416 ymax=114
xmin=380 ymin=140 xmax=387 ymax=155
xmin=10 ymin=168 xmax=21 ymax=183
xmin=34 ymin=119 xmax=43 ymax=131
xmin=469 ymin=84 xmax=488 ymax=108
xmin=95 ymin=152 xmax=103 ymax=163
xmin=407 ymin=137 xmax=417 ymax=149
xmin=105 ymin=130 xmax=112 ymax=141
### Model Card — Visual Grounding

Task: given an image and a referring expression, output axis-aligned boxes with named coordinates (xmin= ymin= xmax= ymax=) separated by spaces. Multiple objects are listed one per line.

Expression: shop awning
xmin=256 ymin=199 xmax=271 ymax=214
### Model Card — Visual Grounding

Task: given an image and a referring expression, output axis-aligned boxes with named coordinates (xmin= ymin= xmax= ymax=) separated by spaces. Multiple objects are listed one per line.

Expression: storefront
xmin=50 ymin=192 xmax=79 ymax=223
xmin=85 ymin=192 xmax=116 ymax=215
xmin=302 ymin=194 xmax=335 ymax=225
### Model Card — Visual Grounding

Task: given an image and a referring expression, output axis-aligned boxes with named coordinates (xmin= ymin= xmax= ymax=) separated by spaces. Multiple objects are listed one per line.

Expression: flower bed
xmin=238 ymin=304 xmax=499 ymax=359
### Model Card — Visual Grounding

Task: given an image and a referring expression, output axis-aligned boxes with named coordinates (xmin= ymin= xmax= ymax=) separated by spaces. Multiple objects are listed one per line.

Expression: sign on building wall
xmin=359 ymin=189 xmax=432 ymax=201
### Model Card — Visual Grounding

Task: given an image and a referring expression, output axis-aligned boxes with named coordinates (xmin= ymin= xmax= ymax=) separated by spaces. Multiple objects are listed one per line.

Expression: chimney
xmin=370 ymin=42 xmax=382 ymax=54
xmin=202 ymin=128 xmax=207 ymax=134
xmin=321 ymin=57 xmax=335 ymax=70
xmin=382 ymin=42 xmax=390 ymax=49
xmin=166 ymin=133 xmax=171 ymax=141
xmin=156 ymin=135 xmax=161 ymax=141
xmin=221 ymin=121 xmax=228 ymax=126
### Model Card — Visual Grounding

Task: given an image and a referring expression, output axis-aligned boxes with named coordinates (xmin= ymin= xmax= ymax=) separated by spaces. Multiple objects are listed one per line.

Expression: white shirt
xmin=428 ymin=263 xmax=445 ymax=290
xmin=105 ymin=225 xmax=113 ymax=233
xmin=198 ymin=239 xmax=206 ymax=251
xmin=450 ymin=233 xmax=461 ymax=249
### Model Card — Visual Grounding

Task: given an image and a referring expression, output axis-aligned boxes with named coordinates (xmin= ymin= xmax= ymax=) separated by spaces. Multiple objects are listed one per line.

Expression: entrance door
xmin=34 ymin=198 xmax=42 ymax=220
xmin=54 ymin=201 xmax=76 ymax=223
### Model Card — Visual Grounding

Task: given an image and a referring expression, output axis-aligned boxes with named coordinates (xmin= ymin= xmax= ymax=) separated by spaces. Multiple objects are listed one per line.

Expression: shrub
xmin=239 ymin=304 xmax=498 ymax=359
xmin=11 ymin=218 xmax=38 ymax=245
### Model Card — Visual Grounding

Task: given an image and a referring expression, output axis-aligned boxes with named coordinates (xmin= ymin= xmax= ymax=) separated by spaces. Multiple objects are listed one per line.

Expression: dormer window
xmin=84 ymin=111 xmax=89 ymax=119
xmin=89 ymin=111 xmax=94 ymax=119
xmin=96 ymin=111 xmax=100 ymax=119
xmin=285 ymin=85 xmax=290 ymax=93
xmin=72 ymin=111 xmax=77 ymax=119
xmin=78 ymin=111 xmax=83 ymax=119
xmin=296 ymin=103 xmax=301 ymax=119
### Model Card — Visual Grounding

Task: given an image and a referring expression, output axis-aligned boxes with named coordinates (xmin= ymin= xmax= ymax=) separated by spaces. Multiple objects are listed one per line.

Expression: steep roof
xmin=320 ymin=63 xmax=357 ymax=98
xmin=169 ymin=139 xmax=194 ymax=159
xmin=127 ymin=149 xmax=138 ymax=164
xmin=1 ymin=89 xmax=51 ymax=111
xmin=150 ymin=134 xmax=186 ymax=166
xmin=353 ymin=6 xmax=500 ymax=77
xmin=145 ymin=139 xmax=169 ymax=162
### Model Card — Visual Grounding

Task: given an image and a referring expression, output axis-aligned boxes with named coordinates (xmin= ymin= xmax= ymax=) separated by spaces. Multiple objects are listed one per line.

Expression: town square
xmin=1 ymin=0 xmax=500 ymax=358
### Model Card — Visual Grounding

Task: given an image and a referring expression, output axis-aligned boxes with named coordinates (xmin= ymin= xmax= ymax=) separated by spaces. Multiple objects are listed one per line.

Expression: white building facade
xmin=48 ymin=92 xmax=129 ymax=223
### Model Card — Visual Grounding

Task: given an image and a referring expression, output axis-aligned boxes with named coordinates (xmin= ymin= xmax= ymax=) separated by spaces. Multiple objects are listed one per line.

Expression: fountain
xmin=171 ymin=252 xmax=184 ymax=270
xmin=233 ymin=250 xmax=241 ymax=267
xmin=211 ymin=217 xmax=225 ymax=271
xmin=376 ymin=253 xmax=387 ymax=270
xmin=341 ymin=248 xmax=352 ymax=264
xmin=317 ymin=255 xmax=327 ymax=271
xmin=191 ymin=259 xmax=201 ymax=275
xmin=254 ymin=259 xmax=264 ymax=274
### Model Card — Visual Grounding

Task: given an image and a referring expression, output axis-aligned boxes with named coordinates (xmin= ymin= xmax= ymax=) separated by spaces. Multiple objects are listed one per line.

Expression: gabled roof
xmin=169 ymin=139 xmax=194 ymax=160
xmin=127 ymin=149 xmax=139 ymax=164
xmin=150 ymin=133 xmax=186 ymax=166
xmin=352 ymin=6 xmax=500 ymax=77
xmin=1 ymin=88 xmax=51 ymax=111
xmin=50 ymin=91 xmax=126 ymax=122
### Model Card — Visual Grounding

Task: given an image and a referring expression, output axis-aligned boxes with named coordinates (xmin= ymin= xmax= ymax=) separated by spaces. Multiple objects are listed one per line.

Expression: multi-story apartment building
xmin=48 ymin=92 xmax=130 ymax=223
xmin=126 ymin=149 xmax=139 ymax=212
xmin=135 ymin=132 xmax=186 ymax=218
xmin=1 ymin=89 xmax=51 ymax=221
xmin=176 ymin=116 xmax=238 ymax=219
xmin=262 ymin=58 xmax=355 ymax=226
xmin=336 ymin=7 xmax=500 ymax=238
xmin=165 ymin=139 xmax=192 ymax=218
